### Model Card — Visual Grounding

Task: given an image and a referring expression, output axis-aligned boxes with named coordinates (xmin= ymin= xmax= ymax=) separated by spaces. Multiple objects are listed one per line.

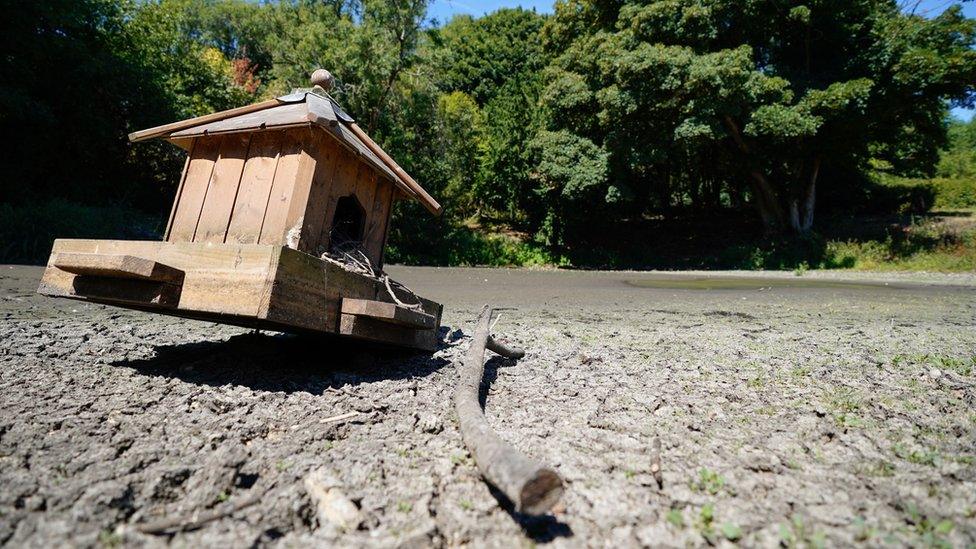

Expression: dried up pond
xmin=1 ymin=265 xmax=974 ymax=547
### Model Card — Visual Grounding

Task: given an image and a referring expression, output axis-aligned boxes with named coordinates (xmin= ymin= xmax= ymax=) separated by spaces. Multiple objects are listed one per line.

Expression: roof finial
xmin=310 ymin=69 xmax=335 ymax=92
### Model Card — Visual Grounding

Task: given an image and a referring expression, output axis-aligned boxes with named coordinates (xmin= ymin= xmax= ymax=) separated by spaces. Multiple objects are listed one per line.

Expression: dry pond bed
xmin=1 ymin=265 xmax=974 ymax=547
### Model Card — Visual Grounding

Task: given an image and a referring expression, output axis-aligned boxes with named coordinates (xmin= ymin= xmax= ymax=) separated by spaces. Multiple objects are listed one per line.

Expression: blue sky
xmin=427 ymin=0 xmax=975 ymax=120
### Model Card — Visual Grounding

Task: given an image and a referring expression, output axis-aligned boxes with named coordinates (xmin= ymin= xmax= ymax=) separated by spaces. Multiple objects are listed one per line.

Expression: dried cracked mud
xmin=1 ymin=265 xmax=974 ymax=547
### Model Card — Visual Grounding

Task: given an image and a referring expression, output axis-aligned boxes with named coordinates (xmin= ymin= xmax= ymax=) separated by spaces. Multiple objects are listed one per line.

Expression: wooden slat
xmin=40 ymin=239 xmax=279 ymax=318
xmin=164 ymin=139 xmax=195 ymax=240
xmin=351 ymin=166 xmax=378 ymax=266
xmin=318 ymin=144 xmax=361 ymax=250
xmin=279 ymin=129 xmax=323 ymax=251
xmin=296 ymin=131 xmax=341 ymax=255
xmin=341 ymin=298 xmax=436 ymax=329
xmin=363 ymin=178 xmax=393 ymax=269
xmin=168 ymin=136 xmax=222 ymax=242
xmin=261 ymin=245 xmax=379 ymax=331
xmin=259 ymin=129 xmax=315 ymax=246
xmin=71 ymin=277 xmax=182 ymax=309
xmin=339 ymin=314 xmax=437 ymax=351
xmin=264 ymin=247 xmax=442 ymax=350
xmin=195 ymin=133 xmax=251 ymax=243
xmin=168 ymin=103 xmax=310 ymax=138
xmin=128 ymin=98 xmax=283 ymax=142
xmin=226 ymin=131 xmax=283 ymax=244
xmin=52 ymin=252 xmax=184 ymax=283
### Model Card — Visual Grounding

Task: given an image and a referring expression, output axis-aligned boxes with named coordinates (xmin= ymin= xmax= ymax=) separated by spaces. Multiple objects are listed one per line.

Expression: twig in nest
xmin=135 ymin=493 xmax=261 ymax=535
xmin=454 ymin=305 xmax=563 ymax=515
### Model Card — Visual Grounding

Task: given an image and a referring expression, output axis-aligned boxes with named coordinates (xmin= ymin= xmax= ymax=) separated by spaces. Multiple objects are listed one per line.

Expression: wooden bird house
xmin=38 ymin=71 xmax=444 ymax=351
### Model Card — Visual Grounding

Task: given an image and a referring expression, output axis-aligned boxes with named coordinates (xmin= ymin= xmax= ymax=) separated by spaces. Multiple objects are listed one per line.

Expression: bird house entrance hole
xmin=330 ymin=195 xmax=366 ymax=252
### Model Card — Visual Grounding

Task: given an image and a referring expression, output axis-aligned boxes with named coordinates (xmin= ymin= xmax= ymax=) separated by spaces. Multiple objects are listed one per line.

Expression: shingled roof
xmin=129 ymin=89 xmax=441 ymax=215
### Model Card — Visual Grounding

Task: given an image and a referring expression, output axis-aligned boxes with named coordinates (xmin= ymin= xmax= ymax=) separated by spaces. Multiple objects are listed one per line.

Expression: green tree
xmin=426 ymin=8 xmax=550 ymax=226
xmin=437 ymin=91 xmax=485 ymax=216
xmin=938 ymin=117 xmax=976 ymax=179
xmin=430 ymin=8 xmax=547 ymax=104
xmin=0 ymin=0 xmax=268 ymax=209
xmin=0 ymin=0 xmax=145 ymax=204
xmin=540 ymin=0 xmax=976 ymax=235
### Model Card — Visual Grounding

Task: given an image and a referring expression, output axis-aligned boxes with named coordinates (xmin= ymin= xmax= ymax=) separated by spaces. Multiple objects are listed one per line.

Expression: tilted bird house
xmin=38 ymin=71 xmax=444 ymax=351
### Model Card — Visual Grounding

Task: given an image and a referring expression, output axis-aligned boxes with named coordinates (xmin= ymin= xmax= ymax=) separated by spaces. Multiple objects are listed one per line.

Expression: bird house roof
xmin=129 ymin=89 xmax=441 ymax=215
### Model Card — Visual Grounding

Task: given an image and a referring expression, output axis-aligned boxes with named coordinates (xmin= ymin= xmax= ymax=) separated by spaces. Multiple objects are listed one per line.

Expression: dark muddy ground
xmin=1 ymin=265 xmax=974 ymax=547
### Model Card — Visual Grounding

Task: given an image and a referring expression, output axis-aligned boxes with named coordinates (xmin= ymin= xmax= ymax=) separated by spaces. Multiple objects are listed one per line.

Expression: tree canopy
xmin=538 ymin=0 xmax=976 ymax=238
xmin=1 ymin=0 xmax=974 ymax=263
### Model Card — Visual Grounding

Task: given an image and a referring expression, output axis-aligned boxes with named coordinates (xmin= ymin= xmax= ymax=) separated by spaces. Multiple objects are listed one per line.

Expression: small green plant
xmin=695 ymin=504 xmax=716 ymax=540
xmin=666 ymin=507 xmax=685 ymax=529
xmin=459 ymin=499 xmax=473 ymax=511
xmin=902 ymin=503 xmax=954 ymax=548
xmin=216 ymin=491 xmax=229 ymax=503
xmin=275 ymin=460 xmax=290 ymax=471
xmin=721 ymin=522 xmax=743 ymax=542
xmin=852 ymin=517 xmax=879 ymax=543
xmin=746 ymin=372 xmax=766 ymax=389
xmin=791 ymin=364 xmax=812 ymax=378
xmin=396 ymin=501 xmax=412 ymax=513
xmin=827 ymin=387 xmax=864 ymax=428
xmin=893 ymin=444 xmax=940 ymax=467
xmin=932 ymin=355 xmax=974 ymax=376
xmin=793 ymin=261 xmax=809 ymax=276
xmin=779 ymin=515 xmax=826 ymax=549
xmin=97 ymin=529 xmax=122 ymax=548
xmin=692 ymin=468 xmax=726 ymax=495
xmin=862 ymin=460 xmax=896 ymax=477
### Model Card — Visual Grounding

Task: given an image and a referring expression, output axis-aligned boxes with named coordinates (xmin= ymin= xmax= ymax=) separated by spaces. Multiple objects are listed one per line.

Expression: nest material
xmin=319 ymin=237 xmax=424 ymax=311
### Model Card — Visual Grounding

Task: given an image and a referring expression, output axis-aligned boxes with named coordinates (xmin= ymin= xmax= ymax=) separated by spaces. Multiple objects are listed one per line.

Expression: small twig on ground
xmin=135 ymin=493 xmax=261 ymax=535
xmin=455 ymin=305 xmax=563 ymax=515
xmin=650 ymin=436 xmax=663 ymax=488
xmin=319 ymin=411 xmax=361 ymax=424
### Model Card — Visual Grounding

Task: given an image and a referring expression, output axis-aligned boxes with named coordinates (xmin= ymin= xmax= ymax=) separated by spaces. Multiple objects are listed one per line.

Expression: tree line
xmin=2 ymin=0 xmax=974 ymax=263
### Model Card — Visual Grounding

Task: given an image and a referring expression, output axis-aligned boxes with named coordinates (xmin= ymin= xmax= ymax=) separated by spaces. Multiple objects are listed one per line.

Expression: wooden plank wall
xmin=314 ymin=139 xmax=394 ymax=268
xmin=166 ymin=126 xmax=395 ymax=268
xmin=168 ymin=127 xmax=315 ymax=247
xmin=257 ymin=129 xmax=317 ymax=247
xmin=226 ymin=131 xmax=283 ymax=244
xmin=168 ymin=137 xmax=221 ymax=242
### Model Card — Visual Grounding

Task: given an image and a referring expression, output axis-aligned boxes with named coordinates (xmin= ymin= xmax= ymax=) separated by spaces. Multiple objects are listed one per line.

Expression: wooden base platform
xmin=38 ymin=239 xmax=442 ymax=351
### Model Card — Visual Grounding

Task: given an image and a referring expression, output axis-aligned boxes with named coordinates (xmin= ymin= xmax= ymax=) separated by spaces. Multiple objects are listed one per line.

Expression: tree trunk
xmin=788 ymin=157 xmax=820 ymax=234
xmin=722 ymin=116 xmax=785 ymax=234
xmin=749 ymin=171 xmax=785 ymax=235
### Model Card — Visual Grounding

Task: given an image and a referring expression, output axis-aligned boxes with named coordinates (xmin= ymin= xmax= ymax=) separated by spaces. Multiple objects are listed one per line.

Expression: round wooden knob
xmin=311 ymin=69 xmax=335 ymax=91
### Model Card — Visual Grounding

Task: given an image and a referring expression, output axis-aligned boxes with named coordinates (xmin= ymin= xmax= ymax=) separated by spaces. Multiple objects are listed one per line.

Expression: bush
xmin=871 ymin=173 xmax=976 ymax=211
xmin=386 ymin=225 xmax=561 ymax=267
xmin=866 ymin=174 xmax=937 ymax=214
xmin=0 ymin=200 xmax=163 ymax=264
xmin=930 ymin=178 xmax=976 ymax=209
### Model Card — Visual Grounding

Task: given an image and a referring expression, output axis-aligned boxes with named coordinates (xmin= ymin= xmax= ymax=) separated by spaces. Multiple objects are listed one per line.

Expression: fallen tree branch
xmin=486 ymin=336 xmax=525 ymax=359
xmin=455 ymin=305 xmax=563 ymax=515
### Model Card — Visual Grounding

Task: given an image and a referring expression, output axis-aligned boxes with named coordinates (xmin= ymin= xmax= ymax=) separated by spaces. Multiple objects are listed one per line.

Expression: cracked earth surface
xmin=1 ymin=265 xmax=974 ymax=547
